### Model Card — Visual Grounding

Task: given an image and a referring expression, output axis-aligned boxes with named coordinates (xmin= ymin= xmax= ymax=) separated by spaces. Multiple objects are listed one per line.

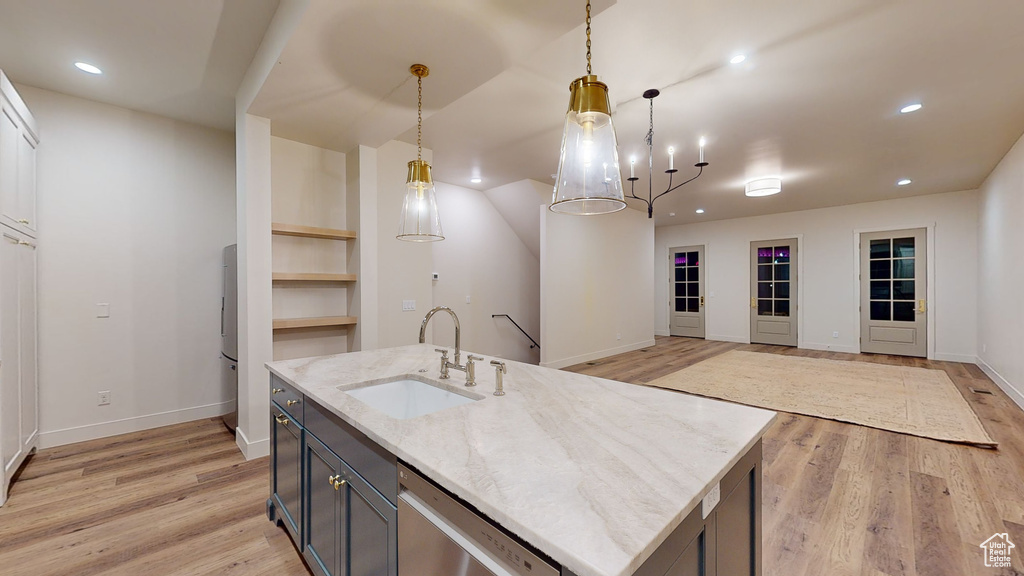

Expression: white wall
xmin=655 ymin=189 xmax=979 ymax=362
xmin=270 ymin=136 xmax=349 ymax=360
xmin=977 ymin=132 xmax=1024 ymax=409
xmin=375 ymin=140 xmax=434 ymax=348
xmin=18 ymin=85 xmax=236 ymax=448
xmin=540 ymin=207 xmax=655 ymax=369
xmin=430 ymin=182 xmax=540 ymax=364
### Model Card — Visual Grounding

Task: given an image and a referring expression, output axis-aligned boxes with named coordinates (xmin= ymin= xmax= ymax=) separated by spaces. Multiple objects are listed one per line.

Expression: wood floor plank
xmin=910 ymin=471 xmax=969 ymax=576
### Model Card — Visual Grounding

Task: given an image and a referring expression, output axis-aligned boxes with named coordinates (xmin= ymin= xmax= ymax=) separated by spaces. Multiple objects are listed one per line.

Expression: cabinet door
xmin=16 ymin=131 xmax=35 ymax=233
xmin=0 ymin=229 xmax=21 ymax=473
xmin=348 ymin=474 xmax=396 ymax=576
xmin=272 ymin=406 xmax=302 ymax=542
xmin=305 ymin=436 xmax=344 ymax=576
xmin=18 ymin=238 xmax=35 ymax=449
xmin=0 ymin=106 xmax=17 ymax=228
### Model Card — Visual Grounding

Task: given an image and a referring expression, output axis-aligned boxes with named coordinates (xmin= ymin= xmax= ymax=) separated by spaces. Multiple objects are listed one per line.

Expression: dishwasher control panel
xmin=398 ymin=464 xmax=560 ymax=576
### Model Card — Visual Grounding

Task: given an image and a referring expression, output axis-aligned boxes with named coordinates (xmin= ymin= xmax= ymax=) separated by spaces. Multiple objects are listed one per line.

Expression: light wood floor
xmin=566 ymin=337 xmax=1024 ymax=576
xmin=1 ymin=337 xmax=1021 ymax=576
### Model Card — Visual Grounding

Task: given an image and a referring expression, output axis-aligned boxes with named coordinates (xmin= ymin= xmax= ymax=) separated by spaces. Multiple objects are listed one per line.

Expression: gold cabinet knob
xmin=329 ymin=474 xmax=347 ymax=490
xmin=274 ymin=414 xmax=289 ymax=426
xmin=272 ymin=388 xmax=284 ymax=394
xmin=286 ymin=399 xmax=300 ymax=407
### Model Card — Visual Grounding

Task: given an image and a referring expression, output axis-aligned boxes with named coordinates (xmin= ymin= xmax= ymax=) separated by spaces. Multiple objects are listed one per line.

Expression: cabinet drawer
xmin=270 ymin=374 xmax=303 ymax=424
xmin=306 ymin=399 xmax=398 ymax=505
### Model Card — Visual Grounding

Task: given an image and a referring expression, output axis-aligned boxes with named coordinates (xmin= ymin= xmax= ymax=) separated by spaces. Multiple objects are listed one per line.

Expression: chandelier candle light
xmin=397 ymin=64 xmax=444 ymax=242
xmin=550 ymin=0 xmax=626 ymax=215
xmin=627 ymin=89 xmax=709 ymax=219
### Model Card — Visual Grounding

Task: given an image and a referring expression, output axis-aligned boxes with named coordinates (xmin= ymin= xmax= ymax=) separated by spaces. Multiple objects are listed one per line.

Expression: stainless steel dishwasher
xmin=398 ymin=463 xmax=560 ymax=576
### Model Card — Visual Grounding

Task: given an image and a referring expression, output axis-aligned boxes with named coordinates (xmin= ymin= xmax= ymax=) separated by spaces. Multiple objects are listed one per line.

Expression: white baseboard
xmin=706 ymin=334 xmax=749 ymax=344
xmin=541 ymin=339 xmax=656 ymax=370
xmin=235 ymin=425 xmax=270 ymax=460
xmin=932 ymin=352 xmax=978 ymax=363
xmin=976 ymin=356 xmax=1024 ymax=412
xmin=800 ymin=341 xmax=860 ymax=354
xmin=38 ymin=400 xmax=234 ymax=449
xmin=655 ymin=329 xmax=670 ymax=337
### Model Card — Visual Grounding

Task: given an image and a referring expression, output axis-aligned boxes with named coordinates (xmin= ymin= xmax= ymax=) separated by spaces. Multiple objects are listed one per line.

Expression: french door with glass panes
xmin=750 ymin=239 xmax=797 ymax=346
xmin=860 ymin=229 xmax=926 ymax=357
xmin=670 ymin=246 xmax=704 ymax=338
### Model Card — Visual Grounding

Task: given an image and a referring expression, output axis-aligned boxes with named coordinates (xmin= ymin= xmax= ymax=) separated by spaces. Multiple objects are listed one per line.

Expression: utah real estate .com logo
xmin=980 ymin=533 xmax=1015 ymax=568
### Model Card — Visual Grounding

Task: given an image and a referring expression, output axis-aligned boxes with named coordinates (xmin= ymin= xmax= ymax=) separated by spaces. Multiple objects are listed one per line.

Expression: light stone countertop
xmin=266 ymin=344 xmax=776 ymax=576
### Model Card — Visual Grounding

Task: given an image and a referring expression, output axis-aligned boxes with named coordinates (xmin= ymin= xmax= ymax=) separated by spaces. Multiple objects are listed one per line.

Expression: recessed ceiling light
xmin=900 ymin=103 xmax=922 ymax=114
xmin=897 ymin=178 xmax=912 ymax=186
xmin=668 ymin=212 xmax=676 ymax=217
xmin=470 ymin=178 xmax=482 ymax=184
xmin=695 ymin=209 xmax=705 ymax=214
xmin=730 ymin=54 xmax=746 ymax=64
xmin=74 ymin=62 xmax=102 ymax=75
xmin=745 ymin=177 xmax=782 ymax=197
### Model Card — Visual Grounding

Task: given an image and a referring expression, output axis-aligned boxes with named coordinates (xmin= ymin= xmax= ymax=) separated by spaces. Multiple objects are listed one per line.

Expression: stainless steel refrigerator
xmin=221 ymin=244 xmax=238 ymax=432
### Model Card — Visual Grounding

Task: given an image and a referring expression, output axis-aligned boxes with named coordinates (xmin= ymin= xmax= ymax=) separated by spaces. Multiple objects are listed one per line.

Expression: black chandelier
xmin=626 ymin=89 xmax=709 ymax=218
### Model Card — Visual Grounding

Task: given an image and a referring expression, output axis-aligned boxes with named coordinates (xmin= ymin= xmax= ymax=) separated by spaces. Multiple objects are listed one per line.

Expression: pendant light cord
xmin=585 ymin=1 xmax=592 ymax=74
xmin=417 ymin=73 xmax=423 ymax=162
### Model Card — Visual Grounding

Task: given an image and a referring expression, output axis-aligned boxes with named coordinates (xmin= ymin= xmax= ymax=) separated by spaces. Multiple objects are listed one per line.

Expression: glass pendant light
xmin=550 ymin=1 xmax=625 ymax=215
xmin=397 ymin=64 xmax=444 ymax=242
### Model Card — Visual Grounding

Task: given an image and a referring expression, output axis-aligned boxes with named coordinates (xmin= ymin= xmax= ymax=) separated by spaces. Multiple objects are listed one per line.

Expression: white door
xmin=0 ymin=106 xmax=17 ymax=226
xmin=669 ymin=246 xmax=705 ymax=338
xmin=18 ymin=238 xmax=36 ymax=448
xmin=17 ymin=131 xmax=36 ymax=233
xmin=0 ymin=229 xmax=21 ymax=473
xmin=860 ymin=229 xmax=926 ymax=357
xmin=750 ymin=239 xmax=798 ymax=346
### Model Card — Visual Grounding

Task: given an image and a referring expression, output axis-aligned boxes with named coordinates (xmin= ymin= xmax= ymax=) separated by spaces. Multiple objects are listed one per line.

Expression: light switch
xmin=402 ymin=300 xmax=416 ymax=311
xmin=97 ymin=303 xmax=110 ymax=318
xmin=465 ymin=295 xmax=471 ymax=304
xmin=701 ymin=482 xmax=721 ymax=519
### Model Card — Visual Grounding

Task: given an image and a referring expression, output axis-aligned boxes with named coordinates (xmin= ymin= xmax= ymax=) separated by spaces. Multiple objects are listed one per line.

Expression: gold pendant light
xmin=397 ymin=64 xmax=444 ymax=242
xmin=550 ymin=1 xmax=626 ymax=215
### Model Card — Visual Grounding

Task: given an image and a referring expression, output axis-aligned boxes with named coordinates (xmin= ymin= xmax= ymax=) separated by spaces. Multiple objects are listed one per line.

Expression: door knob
xmin=918 ymin=299 xmax=926 ymax=313
xmin=750 ymin=297 xmax=757 ymax=308
xmin=700 ymin=296 xmax=705 ymax=307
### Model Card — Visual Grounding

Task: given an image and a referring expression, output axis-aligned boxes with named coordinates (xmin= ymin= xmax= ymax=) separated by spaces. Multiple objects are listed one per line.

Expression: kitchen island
xmin=266 ymin=344 xmax=776 ymax=576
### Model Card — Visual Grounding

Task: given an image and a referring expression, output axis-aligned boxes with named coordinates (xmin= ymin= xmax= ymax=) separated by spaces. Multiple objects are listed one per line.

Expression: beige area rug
xmin=645 ymin=350 xmax=996 ymax=447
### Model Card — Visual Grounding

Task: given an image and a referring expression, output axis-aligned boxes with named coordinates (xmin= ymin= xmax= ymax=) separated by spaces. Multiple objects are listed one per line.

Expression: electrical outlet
xmin=616 ymin=332 xmax=621 ymax=341
xmin=98 ymin=391 xmax=111 ymax=406
xmin=701 ymin=482 xmax=721 ymax=519
xmin=97 ymin=303 xmax=110 ymax=318
xmin=832 ymin=331 xmax=839 ymax=338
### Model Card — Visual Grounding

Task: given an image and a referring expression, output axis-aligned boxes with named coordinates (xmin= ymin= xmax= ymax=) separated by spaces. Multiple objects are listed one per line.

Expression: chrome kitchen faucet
xmin=419 ymin=306 xmax=482 ymax=385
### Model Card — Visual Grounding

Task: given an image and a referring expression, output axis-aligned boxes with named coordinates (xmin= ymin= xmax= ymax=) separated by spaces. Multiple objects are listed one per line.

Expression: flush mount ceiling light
xmin=550 ymin=0 xmax=625 ymax=216
xmin=397 ymin=64 xmax=444 ymax=242
xmin=730 ymin=54 xmax=747 ymax=64
xmin=470 ymin=177 xmax=482 ymax=184
xmin=74 ymin=62 xmax=102 ymax=75
xmin=626 ymin=89 xmax=709 ymax=218
xmin=897 ymin=178 xmax=912 ymax=186
xmin=900 ymin=103 xmax=922 ymax=114
xmin=745 ymin=177 xmax=782 ymax=197
xmin=695 ymin=209 xmax=705 ymax=214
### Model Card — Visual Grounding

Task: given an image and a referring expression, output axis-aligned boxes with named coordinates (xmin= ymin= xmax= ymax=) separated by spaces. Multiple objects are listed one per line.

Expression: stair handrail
xmin=491 ymin=314 xmax=540 ymax=350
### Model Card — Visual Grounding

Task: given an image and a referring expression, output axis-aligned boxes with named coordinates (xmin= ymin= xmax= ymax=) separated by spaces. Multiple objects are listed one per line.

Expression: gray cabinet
xmin=304 ymin=435 xmax=396 ymax=576
xmin=269 ymin=374 xmax=397 ymax=576
xmin=271 ymin=401 xmax=303 ymax=543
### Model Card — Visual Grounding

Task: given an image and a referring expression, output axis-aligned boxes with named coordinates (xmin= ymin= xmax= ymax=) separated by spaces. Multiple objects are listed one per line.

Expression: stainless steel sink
xmin=339 ymin=375 xmax=482 ymax=419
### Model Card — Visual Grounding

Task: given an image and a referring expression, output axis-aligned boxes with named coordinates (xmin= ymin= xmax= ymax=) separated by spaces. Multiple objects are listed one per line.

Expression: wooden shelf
xmin=273 ymin=273 xmax=357 ymax=282
xmin=271 ymin=223 xmax=356 ymax=240
xmin=273 ymin=316 xmax=358 ymax=331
